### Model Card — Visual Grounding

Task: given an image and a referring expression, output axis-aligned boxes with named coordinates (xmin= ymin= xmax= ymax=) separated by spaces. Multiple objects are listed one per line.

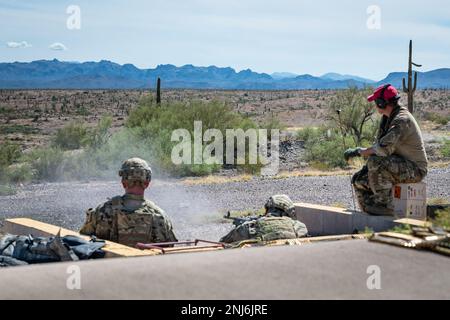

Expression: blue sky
xmin=1 ymin=0 xmax=449 ymax=80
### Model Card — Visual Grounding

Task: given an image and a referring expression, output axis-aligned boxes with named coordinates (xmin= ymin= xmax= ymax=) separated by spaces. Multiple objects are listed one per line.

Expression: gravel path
xmin=1 ymin=166 xmax=449 ymax=241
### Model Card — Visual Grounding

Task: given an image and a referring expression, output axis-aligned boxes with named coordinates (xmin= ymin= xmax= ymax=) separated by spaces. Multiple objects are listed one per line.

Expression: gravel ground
xmin=1 ymin=166 xmax=449 ymax=241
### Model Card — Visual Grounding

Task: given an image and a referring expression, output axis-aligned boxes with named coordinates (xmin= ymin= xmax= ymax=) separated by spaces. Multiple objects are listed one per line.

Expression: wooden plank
xmin=393 ymin=218 xmax=431 ymax=227
xmin=3 ymin=218 xmax=160 ymax=258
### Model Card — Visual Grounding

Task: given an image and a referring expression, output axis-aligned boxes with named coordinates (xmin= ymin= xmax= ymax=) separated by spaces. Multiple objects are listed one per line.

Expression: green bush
xmin=0 ymin=142 xmax=29 ymax=186
xmin=0 ymin=142 xmax=21 ymax=168
xmin=3 ymin=163 xmax=33 ymax=183
xmin=301 ymin=127 xmax=354 ymax=169
xmin=0 ymin=124 xmax=40 ymax=135
xmin=0 ymin=185 xmax=16 ymax=196
xmin=328 ymin=87 xmax=378 ymax=146
xmin=297 ymin=87 xmax=380 ymax=169
xmin=84 ymin=116 xmax=112 ymax=151
xmin=423 ymin=112 xmax=450 ymax=125
xmin=126 ymin=97 xmax=265 ymax=176
xmin=440 ymin=139 xmax=450 ymax=158
xmin=25 ymin=147 xmax=65 ymax=181
xmin=52 ymin=121 xmax=89 ymax=150
xmin=297 ymin=127 xmax=322 ymax=142
xmin=432 ymin=207 xmax=450 ymax=230
xmin=1 ymin=99 xmax=281 ymax=182
xmin=0 ymin=106 xmax=12 ymax=114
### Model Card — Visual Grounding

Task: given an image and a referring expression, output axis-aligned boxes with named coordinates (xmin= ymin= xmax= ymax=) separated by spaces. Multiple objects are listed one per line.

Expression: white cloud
xmin=6 ymin=41 xmax=32 ymax=48
xmin=49 ymin=42 xmax=67 ymax=51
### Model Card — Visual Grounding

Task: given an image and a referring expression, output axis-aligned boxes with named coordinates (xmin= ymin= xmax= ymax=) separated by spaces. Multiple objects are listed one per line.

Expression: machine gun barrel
xmin=223 ymin=211 xmax=261 ymax=227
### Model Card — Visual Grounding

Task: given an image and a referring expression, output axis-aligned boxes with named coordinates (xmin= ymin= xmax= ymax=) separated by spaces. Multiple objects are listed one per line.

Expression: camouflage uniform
xmin=79 ymin=158 xmax=177 ymax=247
xmin=220 ymin=195 xmax=308 ymax=243
xmin=352 ymin=106 xmax=428 ymax=214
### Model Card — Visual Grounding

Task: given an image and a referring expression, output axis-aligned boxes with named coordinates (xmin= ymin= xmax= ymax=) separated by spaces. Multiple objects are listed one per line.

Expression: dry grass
xmin=181 ymin=174 xmax=254 ymax=186
xmin=273 ymin=168 xmax=353 ymax=179
xmin=330 ymin=202 xmax=347 ymax=208
xmin=427 ymin=197 xmax=450 ymax=205
xmin=429 ymin=160 xmax=450 ymax=169
xmin=181 ymin=166 xmax=360 ymax=186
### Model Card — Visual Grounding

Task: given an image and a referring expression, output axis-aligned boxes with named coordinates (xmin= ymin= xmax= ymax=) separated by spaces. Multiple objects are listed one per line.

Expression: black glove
xmin=344 ymin=148 xmax=362 ymax=161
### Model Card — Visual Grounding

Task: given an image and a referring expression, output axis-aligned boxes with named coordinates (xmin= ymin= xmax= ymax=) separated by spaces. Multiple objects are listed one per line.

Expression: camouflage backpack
xmin=0 ymin=233 xmax=105 ymax=267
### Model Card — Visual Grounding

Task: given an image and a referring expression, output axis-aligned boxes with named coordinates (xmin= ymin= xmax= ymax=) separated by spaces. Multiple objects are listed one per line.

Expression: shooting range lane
xmin=0 ymin=239 xmax=448 ymax=299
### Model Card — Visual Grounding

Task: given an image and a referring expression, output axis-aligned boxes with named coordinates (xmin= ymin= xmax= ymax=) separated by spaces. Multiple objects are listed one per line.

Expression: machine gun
xmin=223 ymin=211 xmax=262 ymax=227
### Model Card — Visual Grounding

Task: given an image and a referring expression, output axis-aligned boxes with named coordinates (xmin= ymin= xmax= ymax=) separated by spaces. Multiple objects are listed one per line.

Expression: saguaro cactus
xmin=402 ymin=40 xmax=422 ymax=113
xmin=156 ymin=77 xmax=161 ymax=104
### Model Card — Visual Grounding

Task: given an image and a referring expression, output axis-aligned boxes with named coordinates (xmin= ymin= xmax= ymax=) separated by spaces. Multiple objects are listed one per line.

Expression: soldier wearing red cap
xmin=344 ymin=84 xmax=428 ymax=216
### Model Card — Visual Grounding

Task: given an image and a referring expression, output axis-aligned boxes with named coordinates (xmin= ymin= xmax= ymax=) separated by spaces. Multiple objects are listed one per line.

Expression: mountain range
xmin=0 ymin=59 xmax=449 ymax=90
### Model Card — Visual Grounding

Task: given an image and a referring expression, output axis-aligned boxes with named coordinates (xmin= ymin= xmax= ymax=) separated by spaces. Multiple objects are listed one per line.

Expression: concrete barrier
xmin=294 ymin=203 xmax=399 ymax=236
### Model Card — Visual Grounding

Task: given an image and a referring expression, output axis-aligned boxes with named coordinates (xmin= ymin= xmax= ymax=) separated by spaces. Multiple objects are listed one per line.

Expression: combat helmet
xmin=264 ymin=194 xmax=295 ymax=218
xmin=119 ymin=157 xmax=152 ymax=182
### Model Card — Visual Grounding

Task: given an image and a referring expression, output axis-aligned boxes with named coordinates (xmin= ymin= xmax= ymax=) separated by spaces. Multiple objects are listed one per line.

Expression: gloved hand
xmin=344 ymin=147 xmax=362 ymax=161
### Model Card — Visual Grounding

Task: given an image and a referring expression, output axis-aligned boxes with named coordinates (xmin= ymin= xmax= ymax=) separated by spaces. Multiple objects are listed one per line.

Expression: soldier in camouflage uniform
xmin=344 ymin=84 xmax=428 ymax=216
xmin=220 ymin=195 xmax=308 ymax=243
xmin=80 ymin=158 xmax=177 ymax=247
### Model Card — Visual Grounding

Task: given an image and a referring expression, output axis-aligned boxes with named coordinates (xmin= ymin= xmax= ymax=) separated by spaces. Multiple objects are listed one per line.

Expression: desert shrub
xmin=0 ymin=142 xmax=21 ymax=168
xmin=0 ymin=142 xmax=31 ymax=188
xmin=298 ymin=126 xmax=361 ymax=169
xmin=2 ymin=98 xmax=281 ymax=182
xmin=126 ymin=97 xmax=268 ymax=176
xmin=302 ymin=128 xmax=355 ymax=169
xmin=297 ymin=127 xmax=322 ymax=142
xmin=0 ymin=185 xmax=16 ymax=196
xmin=440 ymin=139 xmax=450 ymax=158
xmin=0 ymin=124 xmax=40 ymax=135
xmin=260 ymin=114 xmax=286 ymax=136
xmin=423 ymin=112 xmax=450 ymax=125
xmin=328 ymin=87 xmax=379 ymax=146
xmin=84 ymin=116 xmax=112 ymax=150
xmin=3 ymin=163 xmax=33 ymax=183
xmin=297 ymin=87 xmax=380 ymax=169
xmin=432 ymin=207 xmax=450 ymax=230
xmin=75 ymin=106 xmax=90 ymax=116
xmin=0 ymin=106 xmax=13 ymax=114
xmin=389 ymin=224 xmax=412 ymax=235
xmin=52 ymin=121 xmax=89 ymax=150
xmin=25 ymin=147 xmax=65 ymax=181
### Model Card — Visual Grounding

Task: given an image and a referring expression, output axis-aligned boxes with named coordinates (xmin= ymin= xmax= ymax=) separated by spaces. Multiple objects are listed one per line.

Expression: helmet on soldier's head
xmin=119 ymin=157 xmax=152 ymax=182
xmin=264 ymin=194 xmax=295 ymax=218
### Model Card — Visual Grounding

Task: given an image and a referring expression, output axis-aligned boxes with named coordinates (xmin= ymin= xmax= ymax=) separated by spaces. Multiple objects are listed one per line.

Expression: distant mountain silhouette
xmin=0 ymin=59 xmax=448 ymax=89
xmin=271 ymin=72 xmax=299 ymax=80
xmin=378 ymin=68 xmax=450 ymax=89
xmin=320 ymin=72 xmax=375 ymax=84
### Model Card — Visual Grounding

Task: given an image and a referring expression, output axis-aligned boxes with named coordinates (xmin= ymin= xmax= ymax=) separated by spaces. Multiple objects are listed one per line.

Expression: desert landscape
xmin=1 ymin=88 xmax=449 ymax=150
xmin=1 ymin=88 xmax=449 ymax=241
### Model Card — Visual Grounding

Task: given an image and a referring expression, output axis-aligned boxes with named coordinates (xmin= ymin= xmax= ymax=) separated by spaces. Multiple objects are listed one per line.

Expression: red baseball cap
xmin=367 ymin=84 xmax=399 ymax=102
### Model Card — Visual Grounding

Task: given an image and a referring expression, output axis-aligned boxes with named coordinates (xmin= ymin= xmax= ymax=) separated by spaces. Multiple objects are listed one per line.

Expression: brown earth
xmin=0 ymin=89 xmax=449 ymax=152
